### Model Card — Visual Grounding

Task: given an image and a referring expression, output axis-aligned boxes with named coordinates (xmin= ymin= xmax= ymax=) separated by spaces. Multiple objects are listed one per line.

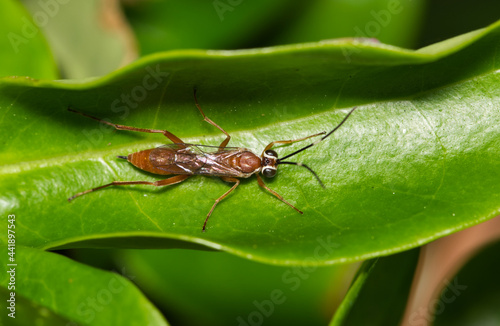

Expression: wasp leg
xmin=256 ymin=174 xmax=303 ymax=214
xmin=203 ymin=177 xmax=240 ymax=232
xmin=193 ymin=89 xmax=231 ymax=151
xmin=67 ymin=107 xmax=187 ymax=148
xmin=68 ymin=175 xmax=190 ymax=201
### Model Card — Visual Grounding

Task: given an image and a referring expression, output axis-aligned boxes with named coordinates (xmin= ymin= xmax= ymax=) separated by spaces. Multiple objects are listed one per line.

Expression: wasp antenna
xmin=321 ymin=106 xmax=357 ymax=141
xmin=117 ymin=155 xmax=128 ymax=160
xmin=193 ymin=88 xmax=200 ymax=105
xmin=278 ymin=107 xmax=357 ymax=162
xmin=277 ymin=161 xmax=325 ymax=188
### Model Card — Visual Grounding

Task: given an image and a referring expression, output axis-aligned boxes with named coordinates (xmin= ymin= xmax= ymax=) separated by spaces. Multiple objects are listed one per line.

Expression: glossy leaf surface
xmin=1 ymin=21 xmax=500 ymax=265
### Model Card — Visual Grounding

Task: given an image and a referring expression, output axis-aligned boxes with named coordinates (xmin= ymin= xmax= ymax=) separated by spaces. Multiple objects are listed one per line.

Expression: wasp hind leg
xmin=193 ymin=89 xmax=231 ymax=151
xmin=68 ymin=175 xmax=190 ymax=201
xmin=67 ymin=107 xmax=187 ymax=148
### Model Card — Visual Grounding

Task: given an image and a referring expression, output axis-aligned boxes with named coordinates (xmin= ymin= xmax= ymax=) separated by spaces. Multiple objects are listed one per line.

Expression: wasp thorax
xmin=239 ymin=151 xmax=261 ymax=173
xmin=261 ymin=149 xmax=278 ymax=178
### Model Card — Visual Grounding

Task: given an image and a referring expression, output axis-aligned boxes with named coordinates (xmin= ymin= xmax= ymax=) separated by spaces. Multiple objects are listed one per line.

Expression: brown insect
xmin=68 ymin=89 xmax=356 ymax=231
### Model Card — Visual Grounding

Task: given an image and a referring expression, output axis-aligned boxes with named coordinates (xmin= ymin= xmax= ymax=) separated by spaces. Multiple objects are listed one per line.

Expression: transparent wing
xmin=150 ymin=144 xmax=247 ymax=176
xmin=156 ymin=143 xmax=243 ymax=154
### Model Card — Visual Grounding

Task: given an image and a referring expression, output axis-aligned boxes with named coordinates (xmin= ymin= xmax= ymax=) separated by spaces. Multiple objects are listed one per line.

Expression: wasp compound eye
xmin=264 ymin=149 xmax=278 ymax=158
xmin=262 ymin=167 xmax=277 ymax=178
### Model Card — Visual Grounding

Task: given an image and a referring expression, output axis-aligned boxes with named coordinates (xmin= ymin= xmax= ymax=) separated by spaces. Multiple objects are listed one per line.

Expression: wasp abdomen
xmin=128 ymin=148 xmax=176 ymax=175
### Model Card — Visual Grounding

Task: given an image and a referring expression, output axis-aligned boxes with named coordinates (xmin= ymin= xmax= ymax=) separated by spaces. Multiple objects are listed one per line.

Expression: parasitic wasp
xmin=68 ymin=89 xmax=356 ymax=231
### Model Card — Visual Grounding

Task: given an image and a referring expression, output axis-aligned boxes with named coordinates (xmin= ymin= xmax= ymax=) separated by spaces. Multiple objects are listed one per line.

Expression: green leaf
xmin=0 ymin=0 xmax=58 ymax=79
xmin=330 ymin=249 xmax=419 ymax=325
xmin=432 ymin=240 xmax=500 ymax=326
xmin=118 ymin=248 xmax=345 ymax=326
xmin=0 ymin=247 xmax=169 ymax=326
xmin=1 ymin=21 xmax=500 ymax=265
xmin=0 ymin=287 xmax=73 ymax=326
